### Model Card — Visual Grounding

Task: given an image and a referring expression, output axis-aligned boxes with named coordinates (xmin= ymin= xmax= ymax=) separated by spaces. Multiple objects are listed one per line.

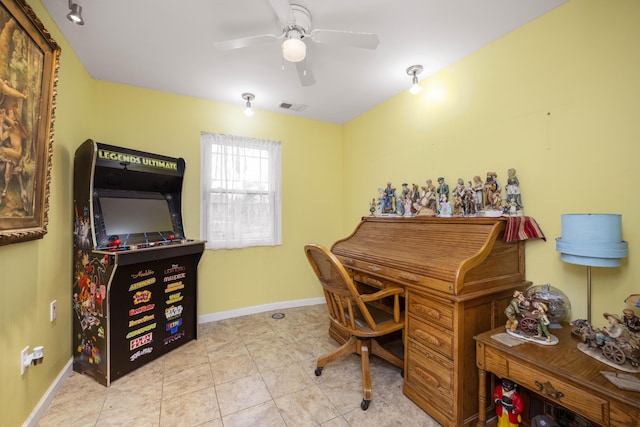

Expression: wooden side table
xmin=474 ymin=325 xmax=640 ymax=427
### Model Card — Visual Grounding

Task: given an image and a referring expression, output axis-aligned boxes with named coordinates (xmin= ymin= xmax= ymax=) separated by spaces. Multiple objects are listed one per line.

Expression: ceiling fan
xmin=214 ymin=0 xmax=380 ymax=87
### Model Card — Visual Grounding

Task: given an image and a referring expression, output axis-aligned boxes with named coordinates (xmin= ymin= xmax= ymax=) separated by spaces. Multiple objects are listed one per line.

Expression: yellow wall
xmin=89 ymin=82 xmax=344 ymax=313
xmin=5 ymin=0 xmax=640 ymax=425
xmin=344 ymin=0 xmax=640 ymax=323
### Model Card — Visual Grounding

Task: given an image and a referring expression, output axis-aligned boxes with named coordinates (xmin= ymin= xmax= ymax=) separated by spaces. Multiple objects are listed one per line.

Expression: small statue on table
xmin=505 ymin=168 xmax=523 ymax=212
xmin=494 ymin=378 xmax=523 ymax=427
xmin=380 ymin=182 xmax=397 ymax=214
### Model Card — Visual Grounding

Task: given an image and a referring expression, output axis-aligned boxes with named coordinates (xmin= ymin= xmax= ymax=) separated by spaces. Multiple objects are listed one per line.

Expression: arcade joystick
xmin=169 ymin=235 xmax=175 ymax=241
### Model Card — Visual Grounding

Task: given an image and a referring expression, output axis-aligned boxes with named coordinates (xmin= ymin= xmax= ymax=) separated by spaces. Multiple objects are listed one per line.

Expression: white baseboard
xmin=198 ymin=297 xmax=325 ymax=324
xmin=22 ymin=358 xmax=73 ymax=427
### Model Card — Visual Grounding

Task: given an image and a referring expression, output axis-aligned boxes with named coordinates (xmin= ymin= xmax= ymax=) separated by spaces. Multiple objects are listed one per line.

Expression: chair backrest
xmin=304 ymin=243 xmax=381 ymax=333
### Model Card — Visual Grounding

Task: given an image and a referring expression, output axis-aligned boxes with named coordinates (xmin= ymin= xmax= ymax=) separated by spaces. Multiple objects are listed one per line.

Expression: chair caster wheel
xmin=315 ymin=367 xmax=323 ymax=376
xmin=361 ymin=399 xmax=370 ymax=410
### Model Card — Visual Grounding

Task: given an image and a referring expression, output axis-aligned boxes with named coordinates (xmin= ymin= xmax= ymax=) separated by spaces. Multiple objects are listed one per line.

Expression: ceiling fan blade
xmin=296 ymin=58 xmax=315 ymax=87
xmin=309 ymin=29 xmax=380 ymax=50
xmin=268 ymin=0 xmax=295 ymax=25
xmin=214 ymin=34 xmax=280 ymax=51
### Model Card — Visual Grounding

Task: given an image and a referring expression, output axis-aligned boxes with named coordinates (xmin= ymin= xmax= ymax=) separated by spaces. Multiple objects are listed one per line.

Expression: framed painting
xmin=0 ymin=0 xmax=59 ymax=246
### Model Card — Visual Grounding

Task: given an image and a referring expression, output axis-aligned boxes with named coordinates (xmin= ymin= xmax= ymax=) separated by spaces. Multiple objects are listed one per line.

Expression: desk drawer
xmin=509 ymin=361 xmax=609 ymax=426
xmin=407 ymin=292 xmax=453 ymax=330
xmin=406 ymin=339 xmax=453 ymax=409
xmin=408 ymin=314 xmax=454 ymax=359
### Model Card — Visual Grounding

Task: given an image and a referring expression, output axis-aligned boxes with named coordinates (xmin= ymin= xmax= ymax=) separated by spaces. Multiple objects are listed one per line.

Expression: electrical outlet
xmin=50 ymin=300 xmax=56 ymax=322
xmin=21 ymin=346 xmax=29 ymax=375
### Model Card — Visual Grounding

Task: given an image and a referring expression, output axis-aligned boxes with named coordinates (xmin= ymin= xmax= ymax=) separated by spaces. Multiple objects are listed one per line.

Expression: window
xmin=200 ymin=132 xmax=281 ymax=249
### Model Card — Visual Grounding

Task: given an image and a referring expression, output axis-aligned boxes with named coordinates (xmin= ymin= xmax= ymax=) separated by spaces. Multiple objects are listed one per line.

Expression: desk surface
xmin=474 ymin=324 xmax=640 ymax=427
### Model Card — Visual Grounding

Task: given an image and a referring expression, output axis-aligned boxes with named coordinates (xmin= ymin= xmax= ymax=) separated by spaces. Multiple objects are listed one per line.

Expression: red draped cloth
xmin=504 ymin=216 xmax=546 ymax=242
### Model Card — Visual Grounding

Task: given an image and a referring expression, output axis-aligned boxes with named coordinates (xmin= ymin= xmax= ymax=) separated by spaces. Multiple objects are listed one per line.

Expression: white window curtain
xmin=200 ymin=132 xmax=282 ymax=250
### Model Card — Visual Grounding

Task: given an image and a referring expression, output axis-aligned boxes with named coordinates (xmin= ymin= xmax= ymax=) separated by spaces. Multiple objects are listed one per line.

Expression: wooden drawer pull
xmin=415 ymin=329 xmax=441 ymax=347
xmin=343 ymin=258 xmax=354 ymax=266
xmin=399 ymin=272 xmax=419 ymax=282
xmin=413 ymin=304 xmax=442 ymax=319
xmin=414 ymin=366 xmax=440 ymax=387
xmin=535 ymin=381 xmax=564 ymax=399
xmin=367 ymin=264 xmax=381 ymax=272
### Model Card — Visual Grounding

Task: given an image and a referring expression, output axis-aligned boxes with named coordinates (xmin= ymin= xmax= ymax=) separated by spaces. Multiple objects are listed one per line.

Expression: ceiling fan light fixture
xmin=242 ymin=93 xmax=255 ymax=117
xmin=67 ymin=1 xmax=84 ymax=25
xmin=406 ymin=65 xmax=423 ymax=95
xmin=282 ymin=37 xmax=306 ymax=63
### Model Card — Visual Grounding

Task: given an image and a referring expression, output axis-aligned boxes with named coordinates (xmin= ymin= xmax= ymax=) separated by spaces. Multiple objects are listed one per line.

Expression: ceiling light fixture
xmin=66 ymin=0 xmax=84 ymax=25
xmin=282 ymin=30 xmax=306 ymax=63
xmin=242 ymin=93 xmax=255 ymax=117
xmin=406 ymin=65 xmax=423 ymax=95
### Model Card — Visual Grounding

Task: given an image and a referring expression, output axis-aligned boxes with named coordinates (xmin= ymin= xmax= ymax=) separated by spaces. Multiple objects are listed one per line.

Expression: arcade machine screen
xmin=95 ymin=191 xmax=179 ymax=247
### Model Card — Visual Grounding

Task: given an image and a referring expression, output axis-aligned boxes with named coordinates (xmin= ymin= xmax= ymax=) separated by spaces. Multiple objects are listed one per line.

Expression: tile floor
xmin=38 ymin=304 xmax=440 ymax=427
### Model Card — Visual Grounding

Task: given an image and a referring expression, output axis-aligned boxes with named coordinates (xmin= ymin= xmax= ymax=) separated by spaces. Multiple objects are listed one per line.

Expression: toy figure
xmin=437 ymin=177 xmax=449 ymax=200
xmin=533 ymin=301 xmax=552 ymax=342
xmin=505 ymin=290 xmax=525 ymax=332
xmin=505 ymin=168 xmax=523 ymax=210
xmin=473 ymin=175 xmax=484 ymax=211
xmin=483 ymin=172 xmax=499 ymax=209
xmin=595 ymin=313 xmax=624 ymax=346
xmin=403 ymin=193 xmax=413 ymax=216
xmin=380 ymin=182 xmax=397 ymax=213
xmin=438 ymin=194 xmax=451 ymax=216
xmin=494 ymin=378 xmax=523 ymax=427
xmin=623 ymin=309 xmax=640 ymax=333
xmin=424 ymin=179 xmax=437 ymax=212
xmin=463 ymin=181 xmax=477 ymax=216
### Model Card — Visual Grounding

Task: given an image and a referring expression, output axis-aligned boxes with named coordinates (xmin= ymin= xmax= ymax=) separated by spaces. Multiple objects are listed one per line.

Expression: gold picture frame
xmin=0 ymin=0 xmax=59 ymax=246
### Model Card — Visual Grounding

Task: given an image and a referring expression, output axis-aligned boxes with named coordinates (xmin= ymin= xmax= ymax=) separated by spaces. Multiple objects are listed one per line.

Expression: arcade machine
xmin=72 ymin=139 xmax=205 ymax=386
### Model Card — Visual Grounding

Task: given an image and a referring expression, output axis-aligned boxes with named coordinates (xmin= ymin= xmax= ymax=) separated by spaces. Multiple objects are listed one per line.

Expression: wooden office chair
xmin=304 ymin=243 xmax=405 ymax=410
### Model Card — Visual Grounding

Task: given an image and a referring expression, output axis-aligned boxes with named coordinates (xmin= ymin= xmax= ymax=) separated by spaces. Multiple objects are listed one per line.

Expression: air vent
xmin=279 ymin=102 xmax=307 ymax=112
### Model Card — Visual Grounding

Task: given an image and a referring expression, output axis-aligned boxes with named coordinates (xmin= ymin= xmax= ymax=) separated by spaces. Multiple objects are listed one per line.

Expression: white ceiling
xmin=41 ymin=0 xmax=567 ymax=124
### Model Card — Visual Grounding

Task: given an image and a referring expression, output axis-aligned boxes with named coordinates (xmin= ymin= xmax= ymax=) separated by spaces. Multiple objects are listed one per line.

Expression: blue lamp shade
xmin=556 ymin=214 xmax=628 ymax=267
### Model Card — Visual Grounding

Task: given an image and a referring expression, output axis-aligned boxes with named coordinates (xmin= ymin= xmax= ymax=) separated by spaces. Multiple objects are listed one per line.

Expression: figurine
xmin=369 ymin=198 xmax=376 ymax=216
xmin=437 ymin=177 xmax=449 ymax=199
xmin=572 ymin=308 xmax=640 ymax=369
xmin=438 ymin=194 xmax=451 ymax=216
xmin=483 ymin=172 xmax=500 ymax=209
xmin=623 ymin=309 xmax=640 ymax=333
xmin=380 ymin=182 xmax=397 ymax=214
xmin=463 ymin=181 xmax=477 ymax=216
xmin=452 ymin=193 xmax=463 ymax=216
xmin=472 ymin=175 xmax=484 ymax=211
xmin=505 ymin=168 xmax=523 ymax=211
xmin=403 ymin=193 xmax=413 ymax=217
xmin=532 ymin=301 xmax=552 ymax=342
xmin=595 ymin=313 xmax=624 ymax=347
xmin=494 ymin=378 xmax=523 ymax=427
xmin=424 ymin=179 xmax=437 ymax=212
xmin=505 ymin=290 xmax=526 ymax=332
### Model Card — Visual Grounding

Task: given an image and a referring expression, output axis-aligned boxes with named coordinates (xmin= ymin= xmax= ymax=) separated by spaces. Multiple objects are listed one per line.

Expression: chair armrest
xmin=360 ymin=286 xmax=403 ymax=303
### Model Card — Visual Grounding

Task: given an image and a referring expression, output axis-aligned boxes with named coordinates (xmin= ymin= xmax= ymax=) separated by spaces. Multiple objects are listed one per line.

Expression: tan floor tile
xmin=261 ymin=363 xmax=316 ymax=398
xmin=159 ymin=385 xmax=220 ymax=426
xmin=209 ymin=352 xmax=258 ymax=385
xmin=163 ymin=362 xmax=213 ymax=398
xmin=274 ymin=384 xmax=339 ymax=426
xmin=221 ymin=401 xmax=286 ymax=427
xmin=95 ymin=399 xmax=161 ymax=427
xmin=249 ymin=343 xmax=297 ymax=373
xmin=215 ymin=372 xmax=272 ymax=416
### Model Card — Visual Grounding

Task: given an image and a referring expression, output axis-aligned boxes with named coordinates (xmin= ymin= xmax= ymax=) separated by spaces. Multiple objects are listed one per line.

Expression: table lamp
xmin=555 ymin=214 xmax=628 ymax=326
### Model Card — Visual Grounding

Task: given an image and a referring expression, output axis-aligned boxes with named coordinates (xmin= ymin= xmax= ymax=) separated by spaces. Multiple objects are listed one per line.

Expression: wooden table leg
xmin=477 ymin=367 xmax=487 ymax=427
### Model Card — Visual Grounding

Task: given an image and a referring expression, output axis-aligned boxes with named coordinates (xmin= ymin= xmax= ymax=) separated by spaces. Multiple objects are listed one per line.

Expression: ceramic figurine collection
xmin=370 ymin=168 xmax=523 ymax=217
